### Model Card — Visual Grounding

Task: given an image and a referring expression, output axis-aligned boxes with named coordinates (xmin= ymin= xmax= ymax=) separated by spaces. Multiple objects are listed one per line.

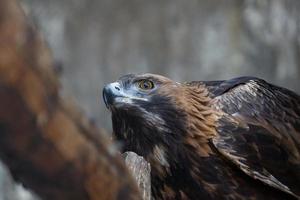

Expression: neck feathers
xmin=182 ymin=83 xmax=218 ymax=138
xmin=180 ymin=83 xmax=219 ymax=157
xmin=150 ymin=83 xmax=223 ymax=199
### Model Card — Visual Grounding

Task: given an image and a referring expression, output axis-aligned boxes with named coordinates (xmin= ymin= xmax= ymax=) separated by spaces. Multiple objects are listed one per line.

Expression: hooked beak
xmin=102 ymin=82 xmax=122 ymax=108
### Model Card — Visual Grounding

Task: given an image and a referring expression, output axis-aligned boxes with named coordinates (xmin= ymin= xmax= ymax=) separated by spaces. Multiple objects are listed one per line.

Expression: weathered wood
xmin=0 ymin=0 xmax=141 ymax=199
xmin=123 ymin=152 xmax=151 ymax=200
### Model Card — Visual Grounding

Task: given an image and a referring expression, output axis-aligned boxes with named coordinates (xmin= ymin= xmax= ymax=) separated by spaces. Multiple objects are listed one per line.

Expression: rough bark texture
xmin=0 ymin=0 xmax=142 ymax=199
xmin=123 ymin=152 xmax=151 ymax=200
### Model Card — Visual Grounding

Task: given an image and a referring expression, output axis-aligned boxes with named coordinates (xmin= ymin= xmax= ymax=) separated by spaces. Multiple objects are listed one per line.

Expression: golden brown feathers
xmin=103 ymin=74 xmax=300 ymax=199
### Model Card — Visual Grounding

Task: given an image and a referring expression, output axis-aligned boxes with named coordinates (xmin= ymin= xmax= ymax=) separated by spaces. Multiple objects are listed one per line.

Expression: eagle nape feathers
xmin=102 ymin=73 xmax=300 ymax=200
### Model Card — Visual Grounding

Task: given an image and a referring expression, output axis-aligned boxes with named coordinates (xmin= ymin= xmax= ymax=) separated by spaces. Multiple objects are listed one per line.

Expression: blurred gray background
xmin=1 ymin=0 xmax=300 ymax=199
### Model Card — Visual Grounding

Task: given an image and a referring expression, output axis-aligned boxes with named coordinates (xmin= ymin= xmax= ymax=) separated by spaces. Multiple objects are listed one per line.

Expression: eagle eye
xmin=137 ymin=79 xmax=154 ymax=90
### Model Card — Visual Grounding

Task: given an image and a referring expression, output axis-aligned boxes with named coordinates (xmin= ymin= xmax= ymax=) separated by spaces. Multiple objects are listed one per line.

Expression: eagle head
xmin=103 ymin=74 xmax=188 ymax=159
xmin=103 ymin=74 xmax=215 ymax=168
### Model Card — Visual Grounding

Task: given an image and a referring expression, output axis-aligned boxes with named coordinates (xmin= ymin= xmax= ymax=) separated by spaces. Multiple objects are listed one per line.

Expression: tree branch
xmin=123 ymin=152 xmax=151 ymax=200
xmin=0 ymin=0 xmax=146 ymax=199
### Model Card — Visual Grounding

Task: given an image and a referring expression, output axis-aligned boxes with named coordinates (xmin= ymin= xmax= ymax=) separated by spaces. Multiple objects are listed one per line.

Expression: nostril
xmin=115 ymin=86 xmax=120 ymax=91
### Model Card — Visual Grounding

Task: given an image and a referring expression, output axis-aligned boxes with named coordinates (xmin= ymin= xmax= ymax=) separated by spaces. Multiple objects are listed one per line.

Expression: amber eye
xmin=137 ymin=79 xmax=155 ymax=90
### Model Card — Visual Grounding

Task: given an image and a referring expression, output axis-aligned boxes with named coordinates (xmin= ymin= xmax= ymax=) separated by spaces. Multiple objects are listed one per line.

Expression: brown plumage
xmin=103 ymin=73 xmax=300 ymax=200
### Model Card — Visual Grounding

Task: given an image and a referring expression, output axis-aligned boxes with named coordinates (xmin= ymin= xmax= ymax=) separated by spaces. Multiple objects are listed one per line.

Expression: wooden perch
xmin=0 ymin=0 xmax=151 ymax=199
xmin=123 ymin=152 xmax=151 ymax=200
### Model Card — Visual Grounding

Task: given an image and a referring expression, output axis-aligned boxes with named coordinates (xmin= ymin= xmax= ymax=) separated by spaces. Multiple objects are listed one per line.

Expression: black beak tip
xmin=102 ymin=85 xmax=112 ymax=108
xmin=103 ymin=82 xmax=123 ymax=109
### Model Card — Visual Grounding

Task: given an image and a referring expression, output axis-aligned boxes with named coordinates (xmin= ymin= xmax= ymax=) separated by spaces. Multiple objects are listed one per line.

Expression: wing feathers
xmin=210 ymin=78 xmax=300 ymax=198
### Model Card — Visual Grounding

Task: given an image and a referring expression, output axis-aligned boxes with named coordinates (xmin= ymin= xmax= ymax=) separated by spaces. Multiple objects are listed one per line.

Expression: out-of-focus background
xmin=1 ymin=0 xmax=300 ymax=199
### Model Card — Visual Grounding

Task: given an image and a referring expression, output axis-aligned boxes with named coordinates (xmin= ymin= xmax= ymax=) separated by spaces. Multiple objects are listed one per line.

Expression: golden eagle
xmin=103 ymin=74 xmax=300 ymax=200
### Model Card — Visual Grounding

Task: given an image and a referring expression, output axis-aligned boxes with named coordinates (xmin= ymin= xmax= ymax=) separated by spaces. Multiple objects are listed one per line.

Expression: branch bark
xmin=0 ymin=0 xmax=147 ymax=199
xmin=123 ymin=152 xmax=151 ymax=200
